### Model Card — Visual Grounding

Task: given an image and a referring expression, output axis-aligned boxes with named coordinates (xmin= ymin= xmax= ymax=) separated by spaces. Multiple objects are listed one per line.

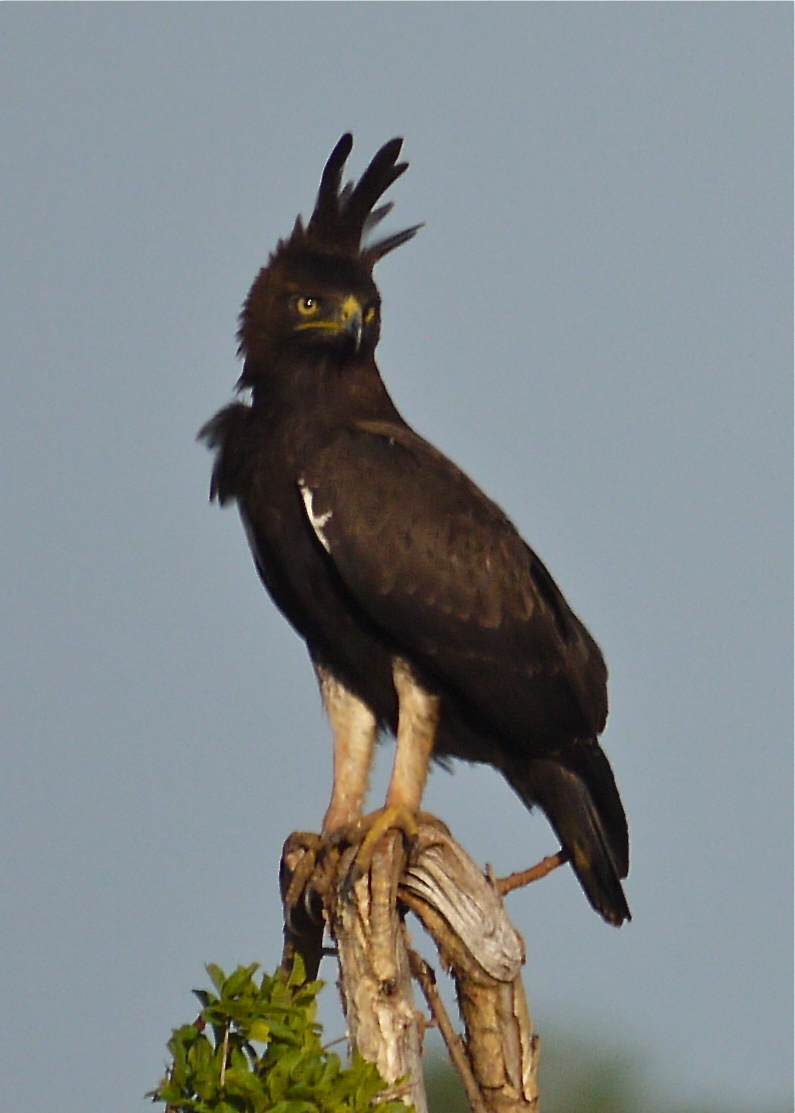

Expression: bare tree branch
xmin=280 ymin=817 xmax=546 ymax=1112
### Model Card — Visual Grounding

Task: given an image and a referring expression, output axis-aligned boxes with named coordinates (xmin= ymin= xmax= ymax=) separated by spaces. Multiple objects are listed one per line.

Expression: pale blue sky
xmin=1 ymin=6 xmax=791 ymax=1112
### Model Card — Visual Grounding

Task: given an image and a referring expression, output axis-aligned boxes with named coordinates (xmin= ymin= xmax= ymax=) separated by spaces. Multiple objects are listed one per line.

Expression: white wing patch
xmin=298 ymin=478 xmax=333 ymax=553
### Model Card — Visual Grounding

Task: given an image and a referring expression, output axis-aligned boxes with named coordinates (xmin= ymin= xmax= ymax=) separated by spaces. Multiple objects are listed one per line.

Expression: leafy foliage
xmin=150 ymin=959 xmax=413 ymax=1113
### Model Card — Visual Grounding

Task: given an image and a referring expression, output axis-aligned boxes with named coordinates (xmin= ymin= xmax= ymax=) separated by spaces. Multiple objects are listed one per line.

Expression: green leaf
xmin=267 ymin=1102 xmax=318 ymax=1113
xmin=152 ymin=961 xmax=414 ymax=1113
xmin=222 ymin=1066 xmax=264 ymax=1100
xmin=205 ymin=964 xmax=227 ymax=994
xmin=222 ymin=963 xmax=259 ymax=998
xmin=247 ymin=1019 xmax=271 ymax=1043
xmin=286 ymin=954 xmax=307 ymax=986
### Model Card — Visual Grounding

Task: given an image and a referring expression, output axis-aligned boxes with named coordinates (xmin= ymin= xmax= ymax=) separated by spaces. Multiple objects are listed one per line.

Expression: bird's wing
xmin=298 ymin=420 xmax=607 ymax=740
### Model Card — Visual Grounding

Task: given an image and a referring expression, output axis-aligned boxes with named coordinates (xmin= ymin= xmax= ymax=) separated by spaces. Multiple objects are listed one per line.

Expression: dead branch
xmin=408 ymin=948 xmax=490 ymax=1113
xmin=279 ymin=818 xmax=544 ymax=1112
xmin=400 ymin=823 xmax=539 ymax=1112
xmin=496 ymin=849 xmax=568 ymax=898
xmin=328 ymin=831 xmax=428 ymax=1113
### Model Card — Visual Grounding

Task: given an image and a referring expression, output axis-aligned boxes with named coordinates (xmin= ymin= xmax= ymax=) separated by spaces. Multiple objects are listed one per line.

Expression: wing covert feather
xmin=299 ymin=422 xmax=607 ymax=732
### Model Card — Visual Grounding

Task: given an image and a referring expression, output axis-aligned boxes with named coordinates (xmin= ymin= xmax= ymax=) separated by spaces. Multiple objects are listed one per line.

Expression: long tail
xmin=506 ymin=739 xmax=631 ymax=926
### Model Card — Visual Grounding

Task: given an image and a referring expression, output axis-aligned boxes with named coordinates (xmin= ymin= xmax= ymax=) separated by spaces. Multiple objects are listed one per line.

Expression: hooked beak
xmin=338 ymin=295 xmax=363 ymax=352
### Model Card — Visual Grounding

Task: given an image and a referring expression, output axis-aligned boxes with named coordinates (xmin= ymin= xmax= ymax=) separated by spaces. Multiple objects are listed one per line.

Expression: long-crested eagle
xmin=200 ymin=135 xmax=630 ymax=925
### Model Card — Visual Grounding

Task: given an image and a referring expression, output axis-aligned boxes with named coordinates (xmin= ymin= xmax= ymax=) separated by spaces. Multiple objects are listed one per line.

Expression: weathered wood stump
xmin=280 ymin=817 xmax=542 ymax=1112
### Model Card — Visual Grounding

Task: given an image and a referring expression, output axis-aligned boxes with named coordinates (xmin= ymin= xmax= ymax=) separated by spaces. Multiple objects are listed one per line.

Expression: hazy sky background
xmin=1 ymin=6 xmax=791 ymax=1112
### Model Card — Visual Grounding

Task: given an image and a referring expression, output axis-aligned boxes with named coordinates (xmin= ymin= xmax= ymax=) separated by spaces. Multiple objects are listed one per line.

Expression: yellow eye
xmin=363 ymin=306 xmax=377 ymax=324
xmin=295 ymin=296 xmax=319 ymax=316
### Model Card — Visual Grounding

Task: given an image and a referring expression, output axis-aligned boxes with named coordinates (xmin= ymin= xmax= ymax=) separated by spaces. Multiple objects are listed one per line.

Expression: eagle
xmin=200 ymin=135 xmax=630 ymax=926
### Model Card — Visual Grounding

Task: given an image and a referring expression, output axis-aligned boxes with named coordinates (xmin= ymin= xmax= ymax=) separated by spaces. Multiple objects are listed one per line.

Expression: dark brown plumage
xmin=200 ymin=134 xmax=630 ymax=925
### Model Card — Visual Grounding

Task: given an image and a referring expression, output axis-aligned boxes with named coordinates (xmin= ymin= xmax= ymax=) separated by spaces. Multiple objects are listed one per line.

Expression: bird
xmin=200 ymin=134 xmax=630 ymax=926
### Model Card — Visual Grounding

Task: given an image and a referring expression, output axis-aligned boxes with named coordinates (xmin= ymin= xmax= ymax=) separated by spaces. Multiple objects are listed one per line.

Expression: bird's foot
xmin=280 ymin=831 xmax=341 ymax=930
xmin=331 ymin=806 xmax=441 ymax=897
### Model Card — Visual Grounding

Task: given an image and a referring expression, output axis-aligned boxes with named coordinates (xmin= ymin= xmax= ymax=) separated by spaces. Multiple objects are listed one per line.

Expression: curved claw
xmin=333 ymin=804 xmax=423 ymax=898
xmin=280 ymin=831 xmax=339 ymax=930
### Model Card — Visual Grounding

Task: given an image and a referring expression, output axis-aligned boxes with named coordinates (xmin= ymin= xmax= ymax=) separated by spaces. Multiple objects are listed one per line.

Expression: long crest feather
xmin=297 ymin=134 xmax=421 ymax=265
xmin=306 ymin=133 xmax=353 ymax=239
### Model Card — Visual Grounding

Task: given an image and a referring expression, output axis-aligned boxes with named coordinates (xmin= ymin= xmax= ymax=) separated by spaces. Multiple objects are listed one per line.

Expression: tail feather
xmin=506 ymin=739 xmax=631 ymax=926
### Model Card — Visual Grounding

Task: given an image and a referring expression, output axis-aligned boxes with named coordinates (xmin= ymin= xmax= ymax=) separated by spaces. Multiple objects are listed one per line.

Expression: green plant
xmin=150 ymin=959 xmax=413 ymax=1113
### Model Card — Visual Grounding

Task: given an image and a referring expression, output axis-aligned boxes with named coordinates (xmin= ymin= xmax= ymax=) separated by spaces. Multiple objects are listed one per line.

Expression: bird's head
xmin=237 ymin=135 xmax=421 ymax=383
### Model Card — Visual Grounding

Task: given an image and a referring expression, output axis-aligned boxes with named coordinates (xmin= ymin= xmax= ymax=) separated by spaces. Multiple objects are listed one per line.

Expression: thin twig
xmin=408 ymin=948 xmax=490 ymax=1113
xmin=321 ymin=1034 xmax=349 ymax=1052
xmin=220 ymin=1023 xmax=230 ymax=1086
xmin=496 ymin=849 xmax=569 ymax=897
